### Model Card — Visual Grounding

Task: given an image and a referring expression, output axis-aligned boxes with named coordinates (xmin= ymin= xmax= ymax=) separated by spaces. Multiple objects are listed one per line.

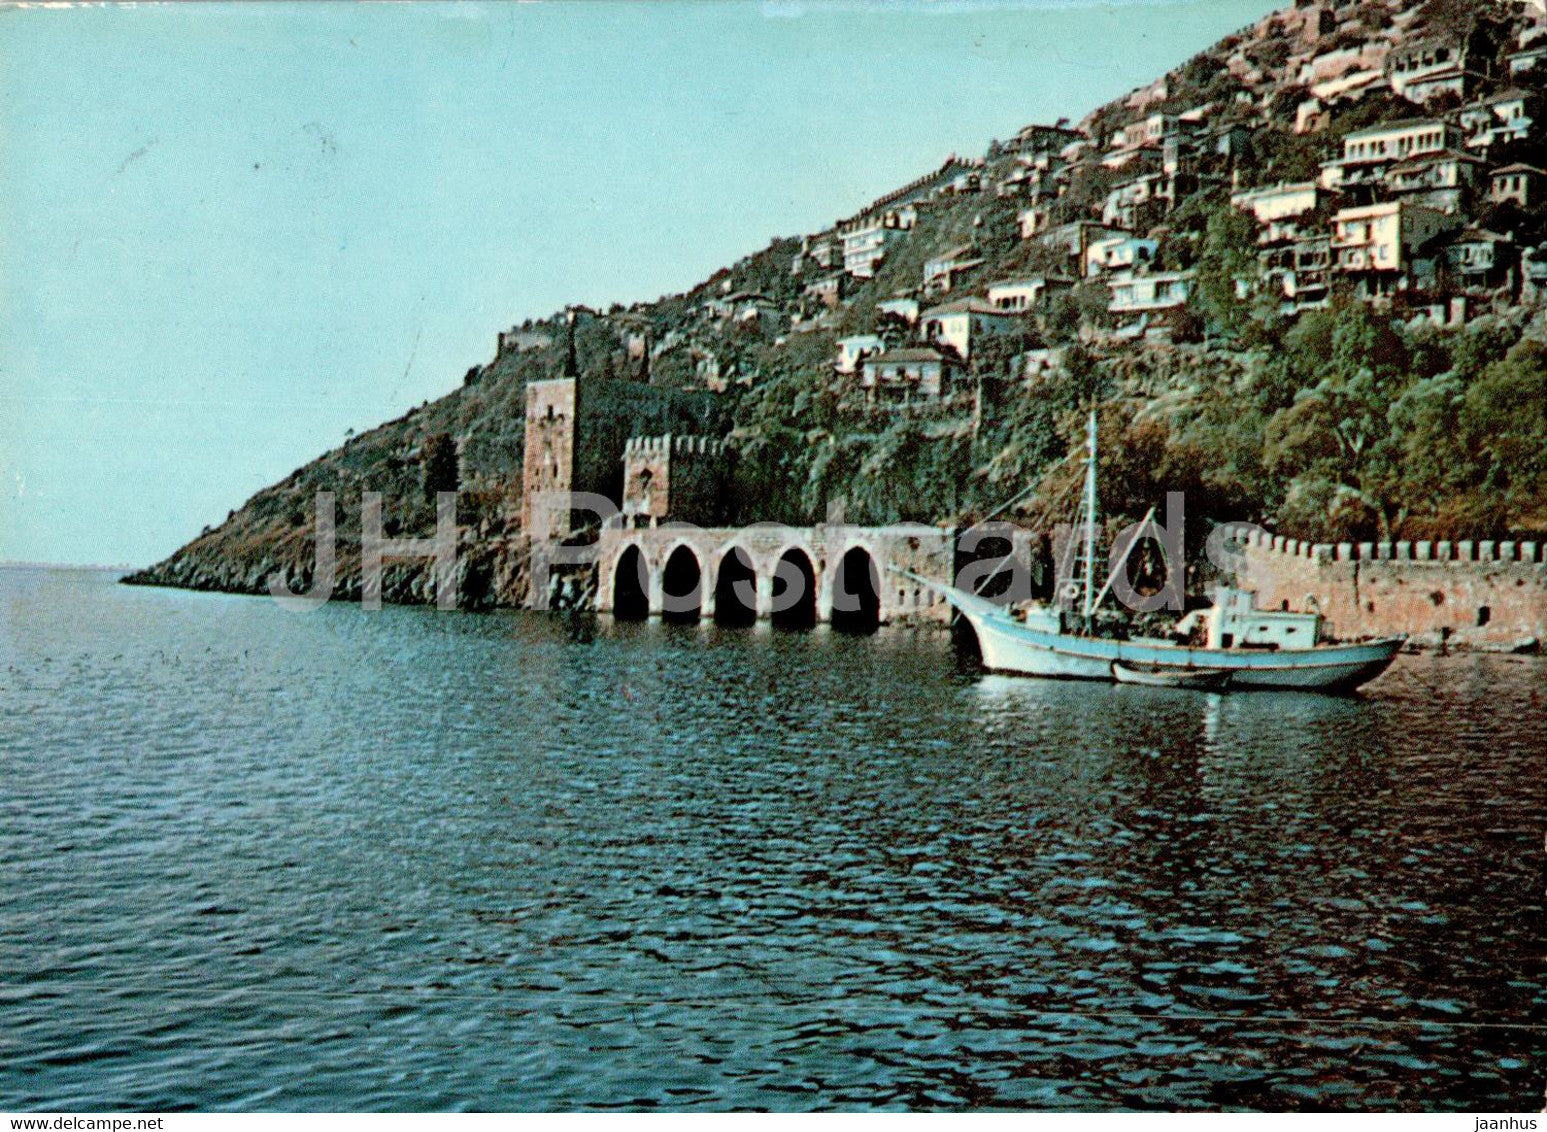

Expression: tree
xmin=1193 ymin=203 xmax=1262 ymax=338
xmin=1262 ymin=303 xmax=1412 ymax=534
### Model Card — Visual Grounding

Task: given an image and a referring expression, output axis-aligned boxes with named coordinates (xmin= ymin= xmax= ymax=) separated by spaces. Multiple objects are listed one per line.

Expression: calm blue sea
xmin=1 ymin=566 xmax=1543 ymax=1111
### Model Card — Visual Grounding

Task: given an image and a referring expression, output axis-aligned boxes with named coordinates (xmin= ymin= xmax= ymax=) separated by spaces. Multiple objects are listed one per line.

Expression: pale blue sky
xmin=0 ymin=0 xmax=1276 ymax=566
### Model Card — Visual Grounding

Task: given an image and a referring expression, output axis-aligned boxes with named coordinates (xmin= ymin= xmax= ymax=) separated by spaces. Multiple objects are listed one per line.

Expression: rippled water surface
xmin=2 ymin=567 xmax=1543 ymax=1110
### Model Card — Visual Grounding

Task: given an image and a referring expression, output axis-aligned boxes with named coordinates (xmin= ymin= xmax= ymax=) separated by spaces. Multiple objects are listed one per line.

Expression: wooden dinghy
xmin=1111 ymin=662 xmax=1232 ymax=690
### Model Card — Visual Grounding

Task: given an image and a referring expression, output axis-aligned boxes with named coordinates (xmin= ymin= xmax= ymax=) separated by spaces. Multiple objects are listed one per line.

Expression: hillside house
xmin=707 ymin=291 xmax=779 ymax=324
xmin=1106 ymin=269 xmax=1193 ymax=316
xmin=1384 ymin=34 xmax=1484 ymax=101
xmin=796 ymin=233 xmax=837 ymax=274
xmin=986 ymin=275 xmax=1071 ymax=313
xmin=1232 ymin=181 xmax=1325 ymax=224
xmin=1035 ymin=220 xmax=1132 ymax=268
xmin=1331 ymin=201 xmax=1459 ymax=297
xmin=1383 ymin=150 xmax=1486 ymax=213
xmin=1508 ymin=41 xmax=1547 ymax=77
xmin=1017 ymin=206 xmax=1052 ymax=240
xmin=1232 ymin=181 xmax=1335 ymax=245
xmin=1321 ymin=119 xmax=1462 ymax=194
xmin=877 ymin=294 xmax=922 ymax=324
xmin=803 ymin=274 xmax=845 ymax=310
xmin=1489 ymin=163 xmax=1546 ymax=208
xmin=919 ymin=298 xmax=1020 ymax=361
xmin=1206 ymin=123 xmax=1257 ymax=165
xmin=1286 ymin=235 xmax=1333 ymax=311
xmin=1102 ymin=171 xmax=1182 ymax=231
xmin=1339 ymin=119 xmax=1460 ymax=163
xmin=1441 ymin=228 xmax=1517 ymax=292
xmin=1524 ymin=246 xmax=1547 ymax=303
xmin=839 ymin=218 xmax=902 ymax=279
xmin=1007 ymin=122 xmax=1085 ymax=161
xmin=1085 ymin=234 xmax=1159 ymax=276
xmin=835 ymin=334 xmax=885 ymax=374
xmin=860 ymin=348 xmax=963 ymax=402
xmin=1459 ymin=88 xmax=1535 ymax=152
xmin=923 ymin=245 xmax=983 ymax=295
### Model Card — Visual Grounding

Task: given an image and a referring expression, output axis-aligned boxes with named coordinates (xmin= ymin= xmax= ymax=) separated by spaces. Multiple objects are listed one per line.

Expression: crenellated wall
xmin=621 ymin=434 xmax=734 ymax=528
xmin=1238 ymin=531 xmax=1547 ymax=648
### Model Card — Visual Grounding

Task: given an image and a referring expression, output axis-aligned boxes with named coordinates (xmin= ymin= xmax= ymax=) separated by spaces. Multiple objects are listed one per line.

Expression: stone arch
xmin=660 ymin=542 xmax=704 ymax=621
xmin=713 ymin=545 xmax=757 ymax=626
xmin=771 ymin=544 xmax=818 ymax=628
xmin=830 ymin=543 xmax=881 ymax=632
xmin=612 ymin=543 xmax=649 ymax=620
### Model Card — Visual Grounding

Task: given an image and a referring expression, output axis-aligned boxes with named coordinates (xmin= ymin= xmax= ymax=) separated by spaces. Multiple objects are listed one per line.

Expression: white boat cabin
xmin=1205 ymin=587 xmax=1321 ymax=649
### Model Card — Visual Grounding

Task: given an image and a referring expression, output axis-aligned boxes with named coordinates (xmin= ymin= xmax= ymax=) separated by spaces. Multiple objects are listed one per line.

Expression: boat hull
xmin=964 ymin=605 xmax=1402 ymax=692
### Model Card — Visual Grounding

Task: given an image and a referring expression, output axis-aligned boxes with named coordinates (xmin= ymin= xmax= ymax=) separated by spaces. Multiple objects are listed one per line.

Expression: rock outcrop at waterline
xmin=124 ymin=533 xmax=535 ymax=610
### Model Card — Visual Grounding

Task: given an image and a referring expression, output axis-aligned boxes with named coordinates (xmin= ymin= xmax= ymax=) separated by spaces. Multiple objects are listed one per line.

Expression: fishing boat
xmin=905 ymin=413 xmax=1404 ymax=693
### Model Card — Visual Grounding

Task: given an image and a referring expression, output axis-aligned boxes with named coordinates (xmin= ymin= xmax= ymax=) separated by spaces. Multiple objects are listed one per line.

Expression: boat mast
xmin=1081 ymin=409 xmax=1098 ymax=622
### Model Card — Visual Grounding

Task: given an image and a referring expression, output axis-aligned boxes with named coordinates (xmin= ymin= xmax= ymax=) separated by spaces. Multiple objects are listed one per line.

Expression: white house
xmin=1509 ymin=41 xmax=1547 ymax=77
xmin=1331 ymin=201 xmax=1458 ymax=282
xmin=1321 ymin=119 xmax=1461 ymax=191
xmin=840 ymin=221 xmax=898 ymax=278
xmin=1085 ymin=234 xmax=1159 ymax=276
xmin=1343 ymin=118 xmax=1458 ymax=162
xmin=1458 ymin=88 xmax=1535 ymax=152
xmin=860 ymin=348 xmax=962 ymax=401
xmin=919 ymin=298 xmax=1020 ymax=361
xmin=1106 ymin=269 xmax=1192 ymax=315
xmin=1385 ymin=35 xmax=1479 ymax=100
xmin=835 ymin=334 xmax=885 ymax=374
xmin=877 ymin=295 xmax=922 ymax=324
xmin=1231 ymin=181 xmax=1333 ymax=246
xmin=922 ymin=244 xmax=982 ymax=294
xmin=1490 ymin=163 xmax=1546 ymax=209
xmin=1231 ymin=181 xmax=1324 ymax=224
xmin=1101 ymin=171 xmax=1179 ymax=230
xmin=985 ymin=276 xmax=1069 ymax=313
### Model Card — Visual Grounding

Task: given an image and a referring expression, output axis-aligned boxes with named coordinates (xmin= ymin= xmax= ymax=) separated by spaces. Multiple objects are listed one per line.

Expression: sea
xmin=1 ymin=565 xmax=1543 ymax=1111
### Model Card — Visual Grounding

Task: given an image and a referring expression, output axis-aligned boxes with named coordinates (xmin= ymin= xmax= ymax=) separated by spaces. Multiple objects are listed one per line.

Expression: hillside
xmin=128 ymin=0 xmax=1547 ymax=606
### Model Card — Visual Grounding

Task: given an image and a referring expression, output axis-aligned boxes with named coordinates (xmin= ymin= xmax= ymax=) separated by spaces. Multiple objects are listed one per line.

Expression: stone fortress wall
xmin=621 ymin=434 xmax=733 ymax=528
xmin=1238 ymin=530 xmax=1547 ymax=648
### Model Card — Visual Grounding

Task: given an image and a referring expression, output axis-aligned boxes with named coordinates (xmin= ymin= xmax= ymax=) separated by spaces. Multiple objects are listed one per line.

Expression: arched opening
xmin=660 ymin=545 xmax=703 ymax=622
xmin=771 ymin=548 xmax=817 ymax=629
xmin=714 ymin=547 xmax=757 ymax=626
xmin=951 ymin=611 xmax=984 ymax=671
xmin=830 ymin=546 xmax=881 ymax=633
xmin=612 ymin=545 xmax=649 ymax=620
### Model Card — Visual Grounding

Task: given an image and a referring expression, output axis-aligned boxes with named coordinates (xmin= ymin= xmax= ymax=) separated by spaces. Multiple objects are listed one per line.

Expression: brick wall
xmin=621 ymin=435 xmax=732 ymax=527
xmin=1238 ymin=532 xmax=1547 ymax=648
xmin=520 ymin=375 xmax=722 ymax=540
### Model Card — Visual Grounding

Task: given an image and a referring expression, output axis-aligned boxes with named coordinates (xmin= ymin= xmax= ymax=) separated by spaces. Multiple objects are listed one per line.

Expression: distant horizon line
xmin=1 ymin=560 xmax=137 ymax=572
